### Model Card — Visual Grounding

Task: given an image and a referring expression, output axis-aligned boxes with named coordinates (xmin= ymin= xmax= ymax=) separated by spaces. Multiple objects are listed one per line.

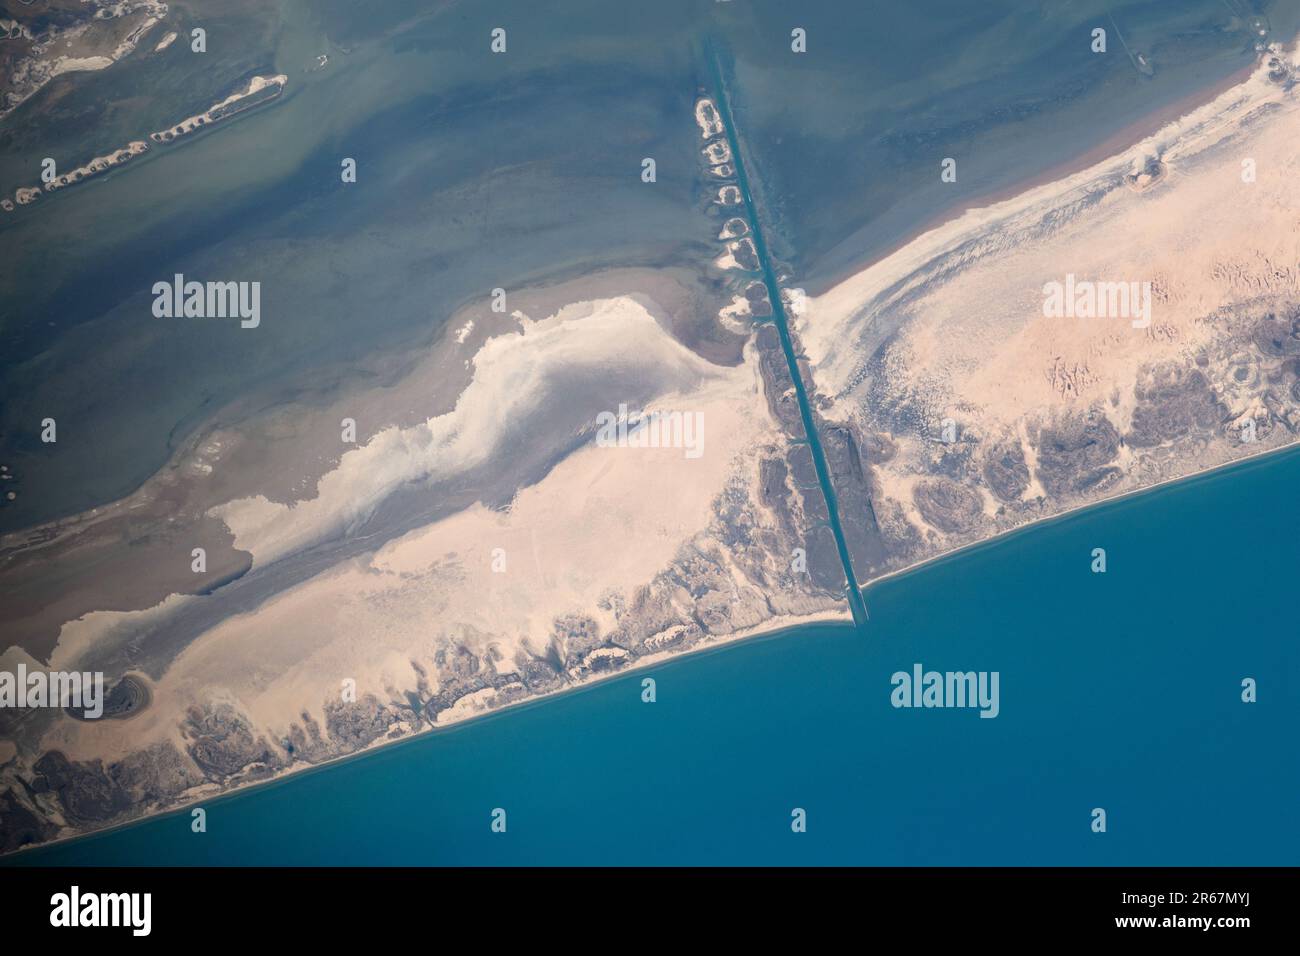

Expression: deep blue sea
xmin=11 ymin=446 xmax=1297 ymax=866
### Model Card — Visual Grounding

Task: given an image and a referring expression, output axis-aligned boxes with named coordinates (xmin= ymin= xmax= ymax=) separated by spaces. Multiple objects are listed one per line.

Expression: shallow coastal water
xmin=0 ymin=0 xmax=1274 ymax=532
xmin=4 ymin=0 xmax=1299 ymax=864
xmin=0 ymin=0 xmax=716 ymax=531
xmin=12 ymin=445 xmax=1297 ymax=866
xmin=719 ymin=0 xmax=1278 ymax=285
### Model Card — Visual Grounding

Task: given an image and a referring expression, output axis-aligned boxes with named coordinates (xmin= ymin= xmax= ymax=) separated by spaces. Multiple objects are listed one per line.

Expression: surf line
xmin=705 ymin=41 xmax=870 ymax=630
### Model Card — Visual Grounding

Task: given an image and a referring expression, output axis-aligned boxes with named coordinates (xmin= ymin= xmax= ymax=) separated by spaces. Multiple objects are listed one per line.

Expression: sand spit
xmin=0 ymin=270 xmax=718 ymax=665
xmin=15 ymin=606 xmax=854 ymax=859
xmin=208 ymin=296 xmax=734 ymax=568
xmin=64 ymin=343 xmax=770 ymax=754
xmin=1 ymin=271 xmax=844 ymax=850
xmin=795 ymin=45 xmax=1300 ymax=585
xmin=0 ymin=76 xmax=868 ymax=851
xmin=802 ymin=49 xmax=1299 ymax=387
xmin=44 ymin=142 xmax=151 ymax=192
xmin=149 ymin=74 xmax=288 ymax=145
xmin=13 ymin=46 xmax=1290 ymax=851
xmin=2 ymin=74 xmax=287 ymax=216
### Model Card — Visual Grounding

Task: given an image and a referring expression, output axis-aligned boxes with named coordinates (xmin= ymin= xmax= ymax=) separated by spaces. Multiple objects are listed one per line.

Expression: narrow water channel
xmin=705 ymin=43 xmax=869 ymax=628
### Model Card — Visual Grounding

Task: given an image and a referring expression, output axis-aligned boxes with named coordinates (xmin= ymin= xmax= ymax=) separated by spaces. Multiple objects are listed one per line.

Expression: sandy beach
xmin=4 ymin=17 xmax=1297 ymax=855
xmin=804 ymin=59 xmax=1264 ymax=299
xmin=800 ymin=42 xmax=1300 ymax=597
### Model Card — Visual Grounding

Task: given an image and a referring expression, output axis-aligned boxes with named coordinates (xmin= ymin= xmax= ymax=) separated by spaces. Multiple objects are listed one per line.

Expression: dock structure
xmin=1107 ymin=13 xmax=1155 ymax=77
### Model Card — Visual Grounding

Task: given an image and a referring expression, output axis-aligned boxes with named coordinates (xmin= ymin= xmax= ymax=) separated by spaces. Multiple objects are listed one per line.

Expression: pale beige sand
xmin=151 ymin=75 xmax=289 ymax=142
xmin=718 ymin=294 xmax=753 ymax=332
xmin=0 ymin=302 xmax=505 ymax=662
xmin=49 ymin=55 xmax=115 ymax=76
xmin=33 ymin=292 xmax=793 ymax=762
xmin=0 ymin=270 xmax=715 ymax=665
xmin=801 ymin=52 xmax=1300 ymax=405
xmin=34 ymin=607 xmax=851 ymax=841
xmin=208 ymin=296 xmax=736 ymax=568
xmin=797 ymin=45 xmax=1300 ymax=571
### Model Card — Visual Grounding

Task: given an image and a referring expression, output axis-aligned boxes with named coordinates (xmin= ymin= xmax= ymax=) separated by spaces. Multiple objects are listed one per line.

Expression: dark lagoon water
xmin=11 ymin=446 xmax=1297 ymax=867
xmin=4 ymin=0 xmax=1298 ymax=867
xmin=1 ymin=0 xmax=1280 ymax=530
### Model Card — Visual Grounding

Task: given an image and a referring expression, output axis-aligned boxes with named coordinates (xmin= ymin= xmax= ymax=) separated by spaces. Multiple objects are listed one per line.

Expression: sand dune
xmin=802 ymin=50 xmax=1300 ymax=405
xmin=27 ymin=290 xmax=830 ymax=775
xmin=798 ymin=46 xmax=1300 ymax=581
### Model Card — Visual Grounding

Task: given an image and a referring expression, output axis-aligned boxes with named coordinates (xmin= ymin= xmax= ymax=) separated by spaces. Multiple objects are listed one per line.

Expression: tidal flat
xmin=2 ymin=0 xmax=1298 ymax=855
xmin=10 ymin=439 xmax=1299 ymax=865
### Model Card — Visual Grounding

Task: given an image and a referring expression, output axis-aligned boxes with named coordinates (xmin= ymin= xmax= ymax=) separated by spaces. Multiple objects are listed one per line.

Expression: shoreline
xmin=0 ymin=265 xmax=723 ymax=664
xmin=805 ymin=57 xmax=1260 ymax=298
xmin=815 ymin=44 xmax=1300 ymax=597
xmin=13 ymin=437 xmax=1300 ymax=861
xmin=7 ymin=36 xmax=1291 ymax=865
xmin=861 ymin=438 xmax=1300 ymax=594
xmin=3 ymin=607 xmax=853 ymax=861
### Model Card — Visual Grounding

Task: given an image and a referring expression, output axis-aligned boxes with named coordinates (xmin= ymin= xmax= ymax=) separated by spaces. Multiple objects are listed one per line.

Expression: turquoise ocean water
xmin=11 ymin=446 xmax=1298 ymax=866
